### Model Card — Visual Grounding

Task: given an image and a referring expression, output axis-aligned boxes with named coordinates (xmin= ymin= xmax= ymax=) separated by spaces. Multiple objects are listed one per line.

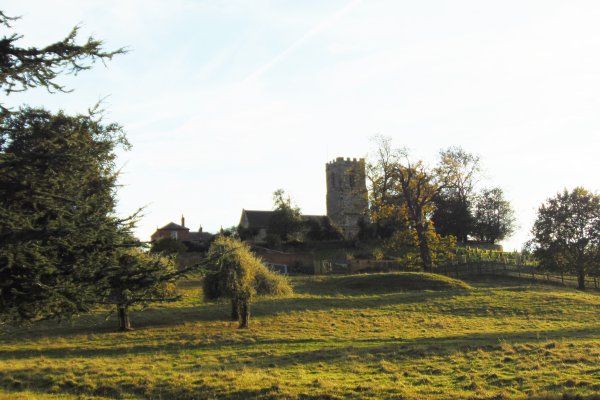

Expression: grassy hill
xmin=0 ymin=273 xmax=599 ymax=399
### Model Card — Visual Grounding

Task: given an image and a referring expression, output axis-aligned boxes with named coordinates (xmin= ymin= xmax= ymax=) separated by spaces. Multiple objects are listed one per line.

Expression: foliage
xmin=473 ymin=187 xmax=516 ymax=244
xmin=384 ymin=224 xmax=457 ymax=268
xmin=101 ymin=248 xmax=178 ymax=331
xmin=254 ymin=264 xmax=293 ymax=297
xmin=432 ymin=194 xmax=473 ymax=243
xmin=150 ymin=237 xmax=187 ymax=255
xmin=218 ymin=225 xmax=239 ymax=238
xmin=269 ymin=189 xmax=302 ymax=241
xmin=366 ymin=136 xmax=407 ymax=239
xmin=368 ymin=137 xmax=457 ymax=271
xmin=432 ymin=147 xmax=480 ymax=243
xmin=0 ymin=9 xmax=130 ymax=327
xmin=304 ymin=216 xmax=344 ymax=241
xmin=0 ymin=107 xmax=131 ymax=325
xmin=0 ymin=10 xmax=124 ymax=110
xmin=203 ymin=236 xmax=291 ymax=327
xmin=530 ymin=187 xmax=600 ymax=289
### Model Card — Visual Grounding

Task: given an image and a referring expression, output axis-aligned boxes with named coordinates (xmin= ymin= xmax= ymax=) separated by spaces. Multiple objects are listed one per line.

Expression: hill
xmin=0 ymin=274 xmax=598 ymax=399
xmin=293 ymin=272 xmax=472 ymax=294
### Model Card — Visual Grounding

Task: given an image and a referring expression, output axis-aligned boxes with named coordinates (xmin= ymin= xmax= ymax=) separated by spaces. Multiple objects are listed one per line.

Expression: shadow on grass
xmin=1 ymin=289 xmax=465 ymax=340
xmin=1 ymin=325 xmax=600 ymax=400
xmin=242 ymin=325 xmax=600 ymax=370
xmin=1 ymin=322 xmax=598 ymax=363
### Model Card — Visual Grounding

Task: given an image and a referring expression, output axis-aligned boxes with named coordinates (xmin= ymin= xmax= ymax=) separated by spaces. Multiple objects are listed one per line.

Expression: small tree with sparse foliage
xmin=203 ymin=236 xmax=291 ymax=328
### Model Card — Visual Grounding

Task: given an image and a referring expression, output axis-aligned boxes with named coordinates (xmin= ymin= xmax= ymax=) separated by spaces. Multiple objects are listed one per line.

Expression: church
xmin=239 ymin=157 xmax=368 ymax=241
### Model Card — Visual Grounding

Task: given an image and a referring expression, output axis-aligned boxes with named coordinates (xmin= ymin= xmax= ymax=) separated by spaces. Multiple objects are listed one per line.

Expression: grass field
xmin=1 ymin=272 xmax=599 ymax=399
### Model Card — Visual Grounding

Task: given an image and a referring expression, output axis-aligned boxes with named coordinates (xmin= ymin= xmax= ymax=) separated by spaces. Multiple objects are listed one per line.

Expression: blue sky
xmin=6 ymin=1 xmax=600 ymax=250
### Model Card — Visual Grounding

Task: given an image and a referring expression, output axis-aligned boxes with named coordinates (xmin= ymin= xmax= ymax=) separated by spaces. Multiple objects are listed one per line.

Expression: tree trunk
xmin=239 ymin=301 xmax=250 ymax=329
xmin=577 ymin=269 xmax=586 ymax=290
xmin=118 ymin=305 xmax=132 ymax=331
xmin=231 ymin=298 xmax=240 ymax=321
xmin=415 ymin=224 xmax=433 ymax=272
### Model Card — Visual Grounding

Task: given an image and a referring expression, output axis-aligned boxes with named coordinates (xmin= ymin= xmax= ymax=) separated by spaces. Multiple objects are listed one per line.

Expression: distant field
xmin=1 ymin=273 xmax=599 ymax=399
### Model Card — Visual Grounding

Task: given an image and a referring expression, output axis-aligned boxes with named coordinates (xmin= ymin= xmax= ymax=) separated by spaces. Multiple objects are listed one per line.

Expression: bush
xmin=254 ymin=264 xmax=292 ymax=296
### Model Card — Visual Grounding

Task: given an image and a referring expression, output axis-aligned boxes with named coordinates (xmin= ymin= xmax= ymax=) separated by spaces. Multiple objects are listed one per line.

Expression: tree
xmin=150 ymin=237 xmax=187 ymax=255
xmin=395 ymin=155 xmax=445 ymax=272
xmin=432 ymin=147 xmax=480 ymax=243
xmin=203 ymin=236 xmax=291 ymax=328
xmin=367 ymin=136 xmax=406 ymax=239
xmin=304 ymin=216 xmax=344 ymax=241
xmin=368 ymin=137 xmax=456 ymax=271
xmin=530 ymin=187 xmax=600 ymax=289
xmin=269 ymin=189 xmax=302 ymax=242
xmin=0 ymin=11 xmax=124 ymax=110
xmin=101 ymin=248 xmax=178 ymax=331
xmin=472 ymin=187 xmax=515 ymax=244
xmin=0 ymin=107 xmax=131 ymax=325
xmin=431 ymin=194 xmax=473 ymax=243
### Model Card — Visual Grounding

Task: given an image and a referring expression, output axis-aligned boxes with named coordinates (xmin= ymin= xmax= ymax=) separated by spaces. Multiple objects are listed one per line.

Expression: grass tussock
xmin=0 ymin=274 xmax=599 ymax=399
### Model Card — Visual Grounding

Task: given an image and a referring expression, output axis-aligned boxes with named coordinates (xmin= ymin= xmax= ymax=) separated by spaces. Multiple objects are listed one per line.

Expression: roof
xmin=157 ymin=222 xmax=189 ymax=231
xmin=188 ymin=231 xmax=214 ymax=242
xmin=241 ymin=210 xmax=329 ymax=229
xmin=242 ymin=210 xmax=274 ymax=229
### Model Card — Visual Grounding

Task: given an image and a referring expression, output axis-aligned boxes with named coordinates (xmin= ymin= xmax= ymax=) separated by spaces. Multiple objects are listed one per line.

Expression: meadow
xmin=0 ymin=273 xmax=599 ymax=399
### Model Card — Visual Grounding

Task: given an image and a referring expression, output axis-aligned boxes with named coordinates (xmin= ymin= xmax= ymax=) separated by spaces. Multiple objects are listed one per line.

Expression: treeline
xmin=358 ymin=137 xmax=515 ymax=272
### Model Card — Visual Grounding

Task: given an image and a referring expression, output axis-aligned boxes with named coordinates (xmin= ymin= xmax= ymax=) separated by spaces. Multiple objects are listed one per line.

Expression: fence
xmin=437 ymin=261 xmax=600 ymax=290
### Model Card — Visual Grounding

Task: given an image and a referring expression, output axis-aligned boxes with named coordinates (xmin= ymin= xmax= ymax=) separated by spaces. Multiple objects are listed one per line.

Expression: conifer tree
xmin=0 ymin=107 xmax=131 ymax=324
xmin=102 ymin=249 xmax=178 ymax=331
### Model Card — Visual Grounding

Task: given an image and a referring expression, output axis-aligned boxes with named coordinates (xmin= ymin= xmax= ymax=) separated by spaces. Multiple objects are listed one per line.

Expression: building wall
xmin=326 ymin=157 xmax=368 ymax=239
xmin=151 ymin=228 xmax=190 ymax=242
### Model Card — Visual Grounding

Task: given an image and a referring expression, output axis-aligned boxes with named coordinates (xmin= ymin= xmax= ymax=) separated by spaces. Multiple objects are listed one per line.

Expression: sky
xmin=5 ymin=1 xmax=600 ymax=251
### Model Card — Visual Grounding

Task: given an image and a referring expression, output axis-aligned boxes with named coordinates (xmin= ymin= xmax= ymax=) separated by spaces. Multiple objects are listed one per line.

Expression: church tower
xmin=326 ymin=157 xmax=368 ymax=239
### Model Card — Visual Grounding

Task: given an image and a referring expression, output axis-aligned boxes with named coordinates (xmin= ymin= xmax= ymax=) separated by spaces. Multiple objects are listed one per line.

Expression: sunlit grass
xmin=1 ymin=273 xmax=599 ymax=399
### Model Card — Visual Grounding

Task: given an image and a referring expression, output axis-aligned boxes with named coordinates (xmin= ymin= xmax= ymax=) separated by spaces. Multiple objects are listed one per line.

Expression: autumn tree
xmin=395 ymin=154 xmax=446 ymax=272
xmin=472 ymin=187 xmax=515 ymax=244
xmin=368 ymin=137 xmax=458 ymax=271
xmin=432 ymin=147 xmax=480 ymax=243
xmin=530 ymin=187 xmax=600 ymax=289
xmin=366 ymin=136 xmax=407 ymax=239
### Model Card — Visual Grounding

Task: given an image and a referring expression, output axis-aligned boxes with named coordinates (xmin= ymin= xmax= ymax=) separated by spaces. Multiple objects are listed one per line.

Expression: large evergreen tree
xmin=0 ymin=10 xmax=132 ymax=326
xmin=0 ymin=107 xmax=131 ymax=324
xmin=0 ymin=10 xmax=124 ymax=110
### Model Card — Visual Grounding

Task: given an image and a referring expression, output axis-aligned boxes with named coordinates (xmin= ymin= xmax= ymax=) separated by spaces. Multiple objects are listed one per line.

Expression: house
xmin=151 ymin=215 xmax=213 ymax=246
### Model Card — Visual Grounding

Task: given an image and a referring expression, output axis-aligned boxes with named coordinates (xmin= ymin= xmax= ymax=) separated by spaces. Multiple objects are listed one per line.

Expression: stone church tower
xmin=326 ymin=157 xmax=368 ymax=239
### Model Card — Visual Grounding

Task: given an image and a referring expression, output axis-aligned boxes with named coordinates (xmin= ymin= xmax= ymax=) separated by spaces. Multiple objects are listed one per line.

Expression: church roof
xmin=242 ymin=210 xmax=274 ymax=229
xmin=241 ymin=210 xmax=329 ymax=229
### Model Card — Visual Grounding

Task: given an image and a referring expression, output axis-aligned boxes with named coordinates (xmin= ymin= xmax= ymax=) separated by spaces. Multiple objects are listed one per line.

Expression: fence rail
xmin=437 ymin=262 xmax=600 ymax=289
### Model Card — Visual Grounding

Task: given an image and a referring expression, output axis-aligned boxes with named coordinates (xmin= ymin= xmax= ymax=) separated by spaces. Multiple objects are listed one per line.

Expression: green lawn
xmin=1 ymin=273 xmax=599 ymax=399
